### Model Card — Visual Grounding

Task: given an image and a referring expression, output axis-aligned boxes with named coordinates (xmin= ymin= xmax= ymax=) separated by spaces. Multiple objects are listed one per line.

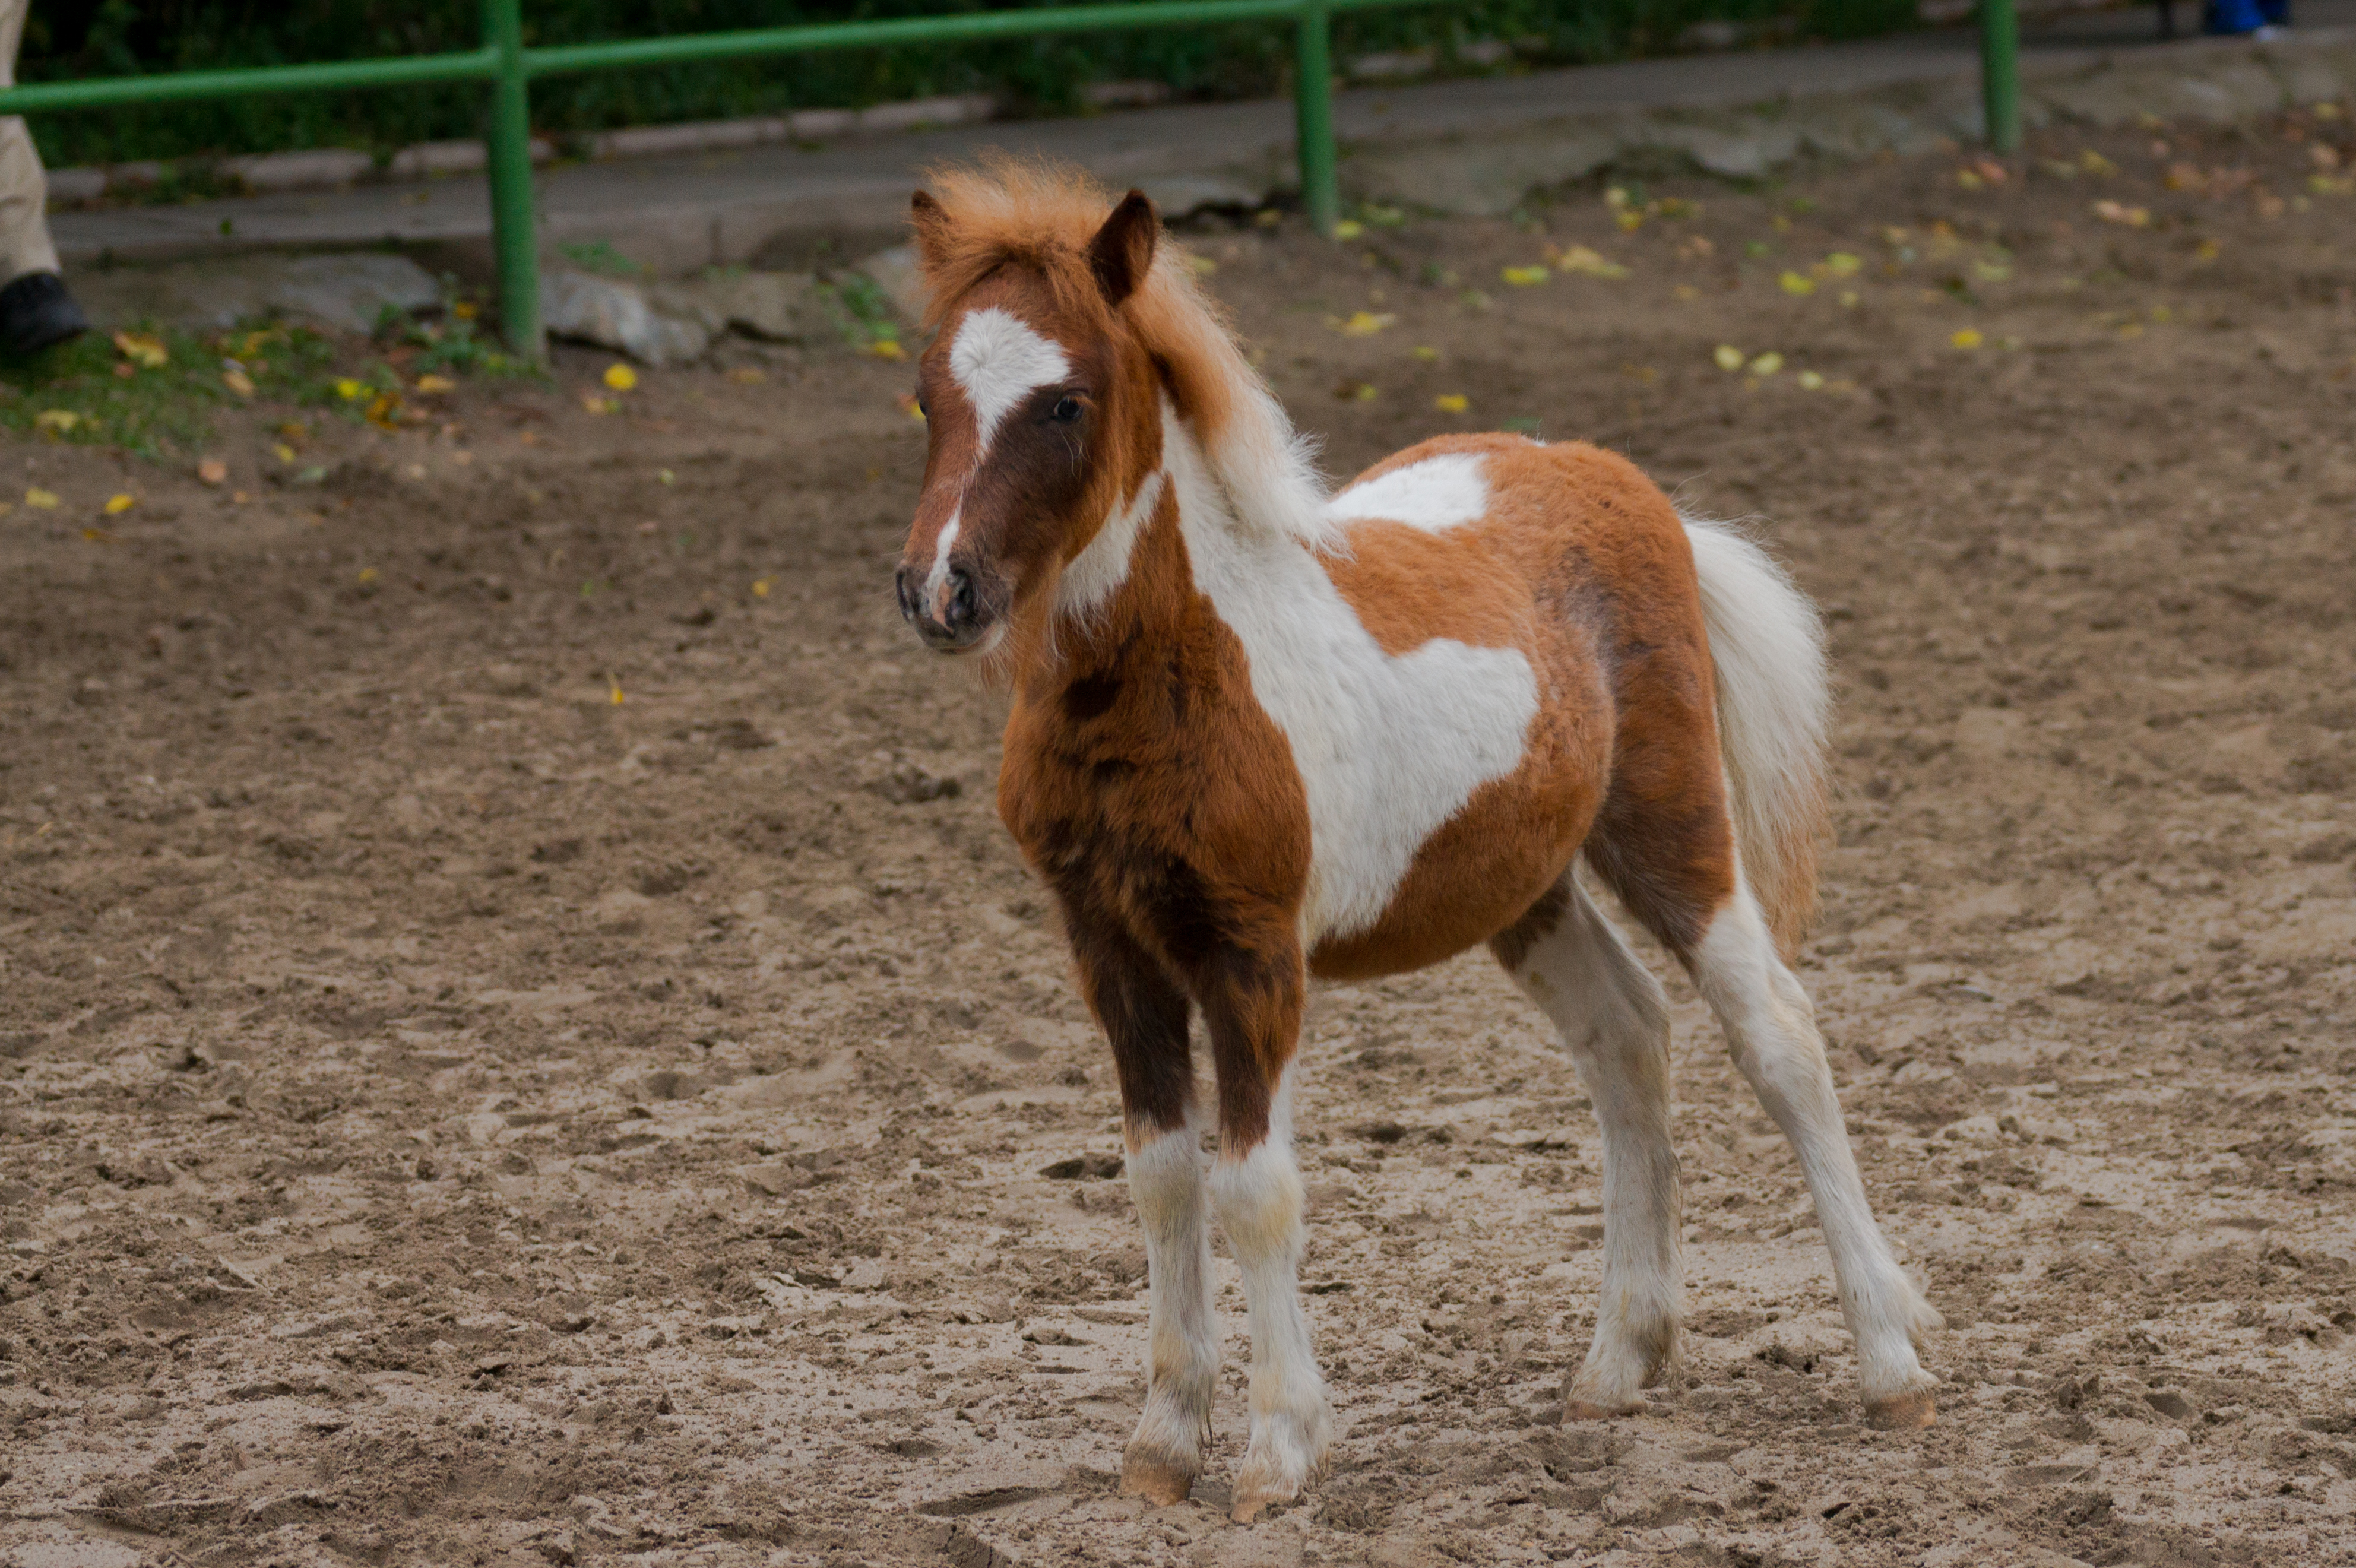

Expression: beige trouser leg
xmin=0 ymin=0 xmax=60 ymax=281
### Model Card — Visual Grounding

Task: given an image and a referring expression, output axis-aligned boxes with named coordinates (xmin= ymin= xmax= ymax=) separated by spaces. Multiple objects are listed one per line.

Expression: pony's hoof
xmin=1228 ymin=1480 xmax=1296 ymax=1524
xmin=1864 ymin=1389 xmax=1937 ymax=1430
xmin=1560 ymin=1396 xmax=1641 ymax=1423
xmin=1119 ymin=1451 xmax=1198 ymax=1506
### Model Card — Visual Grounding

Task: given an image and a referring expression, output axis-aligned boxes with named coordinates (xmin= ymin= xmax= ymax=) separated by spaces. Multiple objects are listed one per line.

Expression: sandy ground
xmin=4 ymin=109 xmax=2355 ymax=1568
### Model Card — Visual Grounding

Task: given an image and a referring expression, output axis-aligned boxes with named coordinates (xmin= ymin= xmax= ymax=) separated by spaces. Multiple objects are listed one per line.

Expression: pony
xmin=888 ymin=161 xmax=1940 ymax=1523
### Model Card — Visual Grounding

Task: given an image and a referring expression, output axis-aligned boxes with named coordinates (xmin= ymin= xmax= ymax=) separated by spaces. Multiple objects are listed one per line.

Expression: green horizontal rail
xmin=0 ymin=49 xmax=498 ymax=113
xmin=525 ymin=0 xmax=1412 ymax=76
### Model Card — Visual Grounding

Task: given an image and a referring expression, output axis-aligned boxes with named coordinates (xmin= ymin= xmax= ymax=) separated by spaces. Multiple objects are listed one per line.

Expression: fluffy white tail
xmin=1682 ymin=517 xmax=1832 ymax=956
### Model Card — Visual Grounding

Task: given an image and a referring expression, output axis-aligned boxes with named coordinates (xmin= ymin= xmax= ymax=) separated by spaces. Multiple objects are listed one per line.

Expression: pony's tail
xmin=1682 ymin=517 xmax=1832 ymax=959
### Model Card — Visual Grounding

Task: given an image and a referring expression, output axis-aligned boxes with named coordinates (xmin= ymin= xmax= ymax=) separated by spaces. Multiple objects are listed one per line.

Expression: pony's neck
xmin=1048 ymin=396 xmax=1313 ymax=648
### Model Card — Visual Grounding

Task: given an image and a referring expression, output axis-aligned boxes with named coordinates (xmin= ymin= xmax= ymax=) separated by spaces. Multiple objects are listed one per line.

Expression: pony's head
xmin=892 ymin=169 xmax=1167 ymax=658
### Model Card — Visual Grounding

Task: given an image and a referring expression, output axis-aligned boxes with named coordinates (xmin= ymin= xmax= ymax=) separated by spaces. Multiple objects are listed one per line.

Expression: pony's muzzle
xmin=895 ymin=562 xmax=990 ymax=651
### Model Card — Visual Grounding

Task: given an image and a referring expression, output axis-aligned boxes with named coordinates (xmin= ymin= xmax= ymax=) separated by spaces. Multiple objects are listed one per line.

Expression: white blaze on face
xmin=923 ymin=511 xmax=963 ymax=606
xmin=948 ymin=306 xmax=1071 ymax=460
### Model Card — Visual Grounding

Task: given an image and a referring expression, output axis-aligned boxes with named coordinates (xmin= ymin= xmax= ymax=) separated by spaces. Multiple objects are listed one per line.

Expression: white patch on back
xmin=1164 ymin=408 xmax=1537 ymax=943
xmin=1325 ymin=452 xmax=1489 ymax=533
xmin=949 ymin=306 xmax=1071 ymax=458
xmin=1059 ymin=470 xmax=1166 ymax=620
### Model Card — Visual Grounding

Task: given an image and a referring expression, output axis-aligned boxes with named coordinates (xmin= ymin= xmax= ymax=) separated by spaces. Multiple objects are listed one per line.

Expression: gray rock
xmin=541 ymin=269 xmax=710 ymax=365
xmin=1136 ymin=173 xmax=1269 ymax=219
xmin=73 ymin=251 xmax=440 ymax=335
xmin=1349 ymin=123 xmax=1620 ymax=218
xmin=1633 ymin=113 xmax=1803 ymax=179
xmin=646 ymin=270 xmax=828 ymax=343
xmin=2262 ymin=44 xmax=2354 ymax=105
xmin=856 ymin=245 xmax=931 ymax=324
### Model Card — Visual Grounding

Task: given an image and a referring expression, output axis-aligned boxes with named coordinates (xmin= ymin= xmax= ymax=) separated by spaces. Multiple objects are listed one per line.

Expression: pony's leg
xmin=1684 ymin=882 xmax=1942 ymax=1427
xmin=1069 ymin=917 xmax=1217 ymax=1502
xmin=1490 ymin=872 xmax=1682 ymax=1418
xmin=1198 ymin=944 xmax=1330 ymax=1522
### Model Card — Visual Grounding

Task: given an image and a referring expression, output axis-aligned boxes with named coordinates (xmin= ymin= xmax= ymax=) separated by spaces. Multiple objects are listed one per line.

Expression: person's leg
xmin=0 ymin=0 xmax=87 ymax=353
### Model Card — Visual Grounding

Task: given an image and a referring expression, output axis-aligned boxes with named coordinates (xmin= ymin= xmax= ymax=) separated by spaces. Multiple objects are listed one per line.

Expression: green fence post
xmin=1293 ymin=0 xmax=1338 ymax=236
xmin=484 ymin=0 xmax=543 ymax=360
xmin=1980 ymin=0 xmax=2021 ymax=156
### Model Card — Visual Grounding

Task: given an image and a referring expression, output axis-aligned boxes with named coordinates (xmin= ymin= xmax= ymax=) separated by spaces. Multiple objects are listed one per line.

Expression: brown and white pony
xmin=890 ymin=164 xmax=1940 ymax=1522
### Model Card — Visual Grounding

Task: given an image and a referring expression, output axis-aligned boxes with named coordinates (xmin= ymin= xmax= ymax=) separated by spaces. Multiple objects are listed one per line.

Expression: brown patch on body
xmin=1306 ymin=436 xmax=1738 ymax=977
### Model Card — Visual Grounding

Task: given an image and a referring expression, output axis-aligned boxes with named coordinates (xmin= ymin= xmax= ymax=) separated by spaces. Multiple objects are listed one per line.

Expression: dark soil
xmin=4 ymin=107 xmax=2354 ymax=1568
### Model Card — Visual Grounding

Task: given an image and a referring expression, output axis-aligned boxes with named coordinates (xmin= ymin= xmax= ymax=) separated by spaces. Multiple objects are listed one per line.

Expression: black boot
xmin=0 ymin=271 xmax=91 ymax=356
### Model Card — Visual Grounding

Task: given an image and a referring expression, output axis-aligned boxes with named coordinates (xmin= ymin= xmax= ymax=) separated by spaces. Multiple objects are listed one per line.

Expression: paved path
xmin=50 ymin=9 xmax=2356 ymax=273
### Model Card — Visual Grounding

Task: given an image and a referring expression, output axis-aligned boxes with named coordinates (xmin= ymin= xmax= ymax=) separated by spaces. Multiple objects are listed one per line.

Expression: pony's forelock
xmin=913 ymin=157 xmax=1339 ymax=551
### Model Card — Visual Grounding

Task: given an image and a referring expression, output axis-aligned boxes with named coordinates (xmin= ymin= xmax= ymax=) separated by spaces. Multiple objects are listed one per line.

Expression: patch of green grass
xmin=0 ymin=310 xmax=539 ymax=460
xmin=824 ymin=274 xmax=902 ymax=351
xmin=0 ymin=327 xmax=226 ymax=460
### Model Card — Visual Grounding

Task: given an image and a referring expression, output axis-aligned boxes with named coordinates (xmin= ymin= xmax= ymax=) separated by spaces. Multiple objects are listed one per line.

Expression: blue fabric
xmin=2204 ymin=0 xmax=2269 ymax=30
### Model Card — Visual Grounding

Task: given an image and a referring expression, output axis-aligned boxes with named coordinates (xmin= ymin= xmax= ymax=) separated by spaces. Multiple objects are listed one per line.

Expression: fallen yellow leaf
xmin=223 ymin=369 xmax=256 ymax=398
xmin=34 ymin=408 xmax=81 ymax=435
xmin=1748 ymin=352 xmax=1784 ymax=376
xmin=1433 ymin=393 xmax=1469 ymax=413
xmin=2092 ymin=199 xmax=2148 ymax=227
xmin=1797 ymin=370 xmax=1826 ymax=390
xmin=752 ymin=577 xmax=775 ymax=598
xmin=1825 ymin=252 xmax=1862 ymax=276
xmin=104 ymin=493 xmax=135 ymax=514
xmin=1714 ymin=344 xmax=1744 ymax=372
xmin=1183 ymin=254 xmax=1217 ymax=275
xmin=607 ymin=675 xmax=626 ymax=706
xmin=603 ymin=363 xmax=639 ymax=391
xmin=452 ymin=300 xmax=479 ymax=319
xmin=581 ymin=394 xmax=618 ymax=416
xmin=80 ymin=527 xmax=112 ymax=543
xmin=1500 ymin=265 xmax=1550 ymax=287
xmin=2079 ymin=149 xmax=2118 ymax=176
xmin=1779 ymin=271 xmax=1817 ymax=296
xmin=1952 ymin=329 xmax=1984 ymax=349
xmin=273 ymin=442 xmax=297 ymax=463
xmin=1332 ymin=220 xmax=1366 ymax=240
xmin=860 ymin=340 xmax=906 ymax=362
xmin=1332 ymin=311 xmax=1396 ymax=337
xmin=27 ymin=487 xmax=62 ymax=509
xmin=112 ymin=330 xmax=167 ymax=369
xmin=334 ymin=378 xmax=365 ymax=400
xmin=1551 ymin=245 xmax=1629 ymax=280
xmin=1412 ymin=346 xmax=1439 ymax=362
xmin=357 ymin=567 xmax=379 ymax=584
xmin=415 ymin=373 xmax=457 ymax=394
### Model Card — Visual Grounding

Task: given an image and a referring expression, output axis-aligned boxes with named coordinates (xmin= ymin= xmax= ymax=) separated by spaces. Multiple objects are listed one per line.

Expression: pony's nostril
xmin=894 ymin=566 xmax=921 ymax=624
xmin=944 ymin=569 xmax=977 ymax=629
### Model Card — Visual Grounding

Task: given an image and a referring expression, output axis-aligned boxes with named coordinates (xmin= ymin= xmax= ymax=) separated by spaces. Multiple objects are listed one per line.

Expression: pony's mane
xmin=914 ymin=158 xmax=1338 ymax=550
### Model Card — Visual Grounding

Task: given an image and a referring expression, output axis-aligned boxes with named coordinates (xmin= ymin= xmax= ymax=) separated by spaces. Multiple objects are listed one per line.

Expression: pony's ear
xmin=1087 ymin=190 xmax=1159 ymax=307
xmin=909 ymin=188 xmax=953 ymax=275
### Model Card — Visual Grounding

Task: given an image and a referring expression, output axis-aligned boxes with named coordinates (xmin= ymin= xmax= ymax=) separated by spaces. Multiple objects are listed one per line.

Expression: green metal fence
xmin=0 ymin=0 xmax=2025 ymax=362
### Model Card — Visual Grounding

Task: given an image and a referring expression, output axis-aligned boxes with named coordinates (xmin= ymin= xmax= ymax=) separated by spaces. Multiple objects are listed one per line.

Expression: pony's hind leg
xmin=1069 ymin=916 xmax=1217 ymax=1503
xmin=1491 ymin=871 xmax=1682 ymax=1418
xmin=1684 ymin=883 xmax=1942 ymax=1427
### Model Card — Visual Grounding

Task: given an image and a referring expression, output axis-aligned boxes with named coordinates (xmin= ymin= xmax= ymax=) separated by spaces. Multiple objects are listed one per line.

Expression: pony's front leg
xmin=1068 ymin=917 xmax=1218 ymax=1503
xmin=1199 ymin=945 xmax=1331 ymax=1523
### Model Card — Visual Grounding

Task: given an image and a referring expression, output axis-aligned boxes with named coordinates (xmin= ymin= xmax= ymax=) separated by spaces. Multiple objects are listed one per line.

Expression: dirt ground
xmin=4 ymin=107 xmax=2356 ymax=1568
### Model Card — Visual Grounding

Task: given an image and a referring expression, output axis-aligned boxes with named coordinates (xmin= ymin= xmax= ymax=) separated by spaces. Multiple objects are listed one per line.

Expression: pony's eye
xmin=1049 ymin=395 xmax=1083 ymax=424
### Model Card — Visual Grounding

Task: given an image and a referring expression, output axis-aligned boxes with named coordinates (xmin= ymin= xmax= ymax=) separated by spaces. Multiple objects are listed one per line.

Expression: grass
xmin=0 ymin=311 xmax=537 ymax=463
